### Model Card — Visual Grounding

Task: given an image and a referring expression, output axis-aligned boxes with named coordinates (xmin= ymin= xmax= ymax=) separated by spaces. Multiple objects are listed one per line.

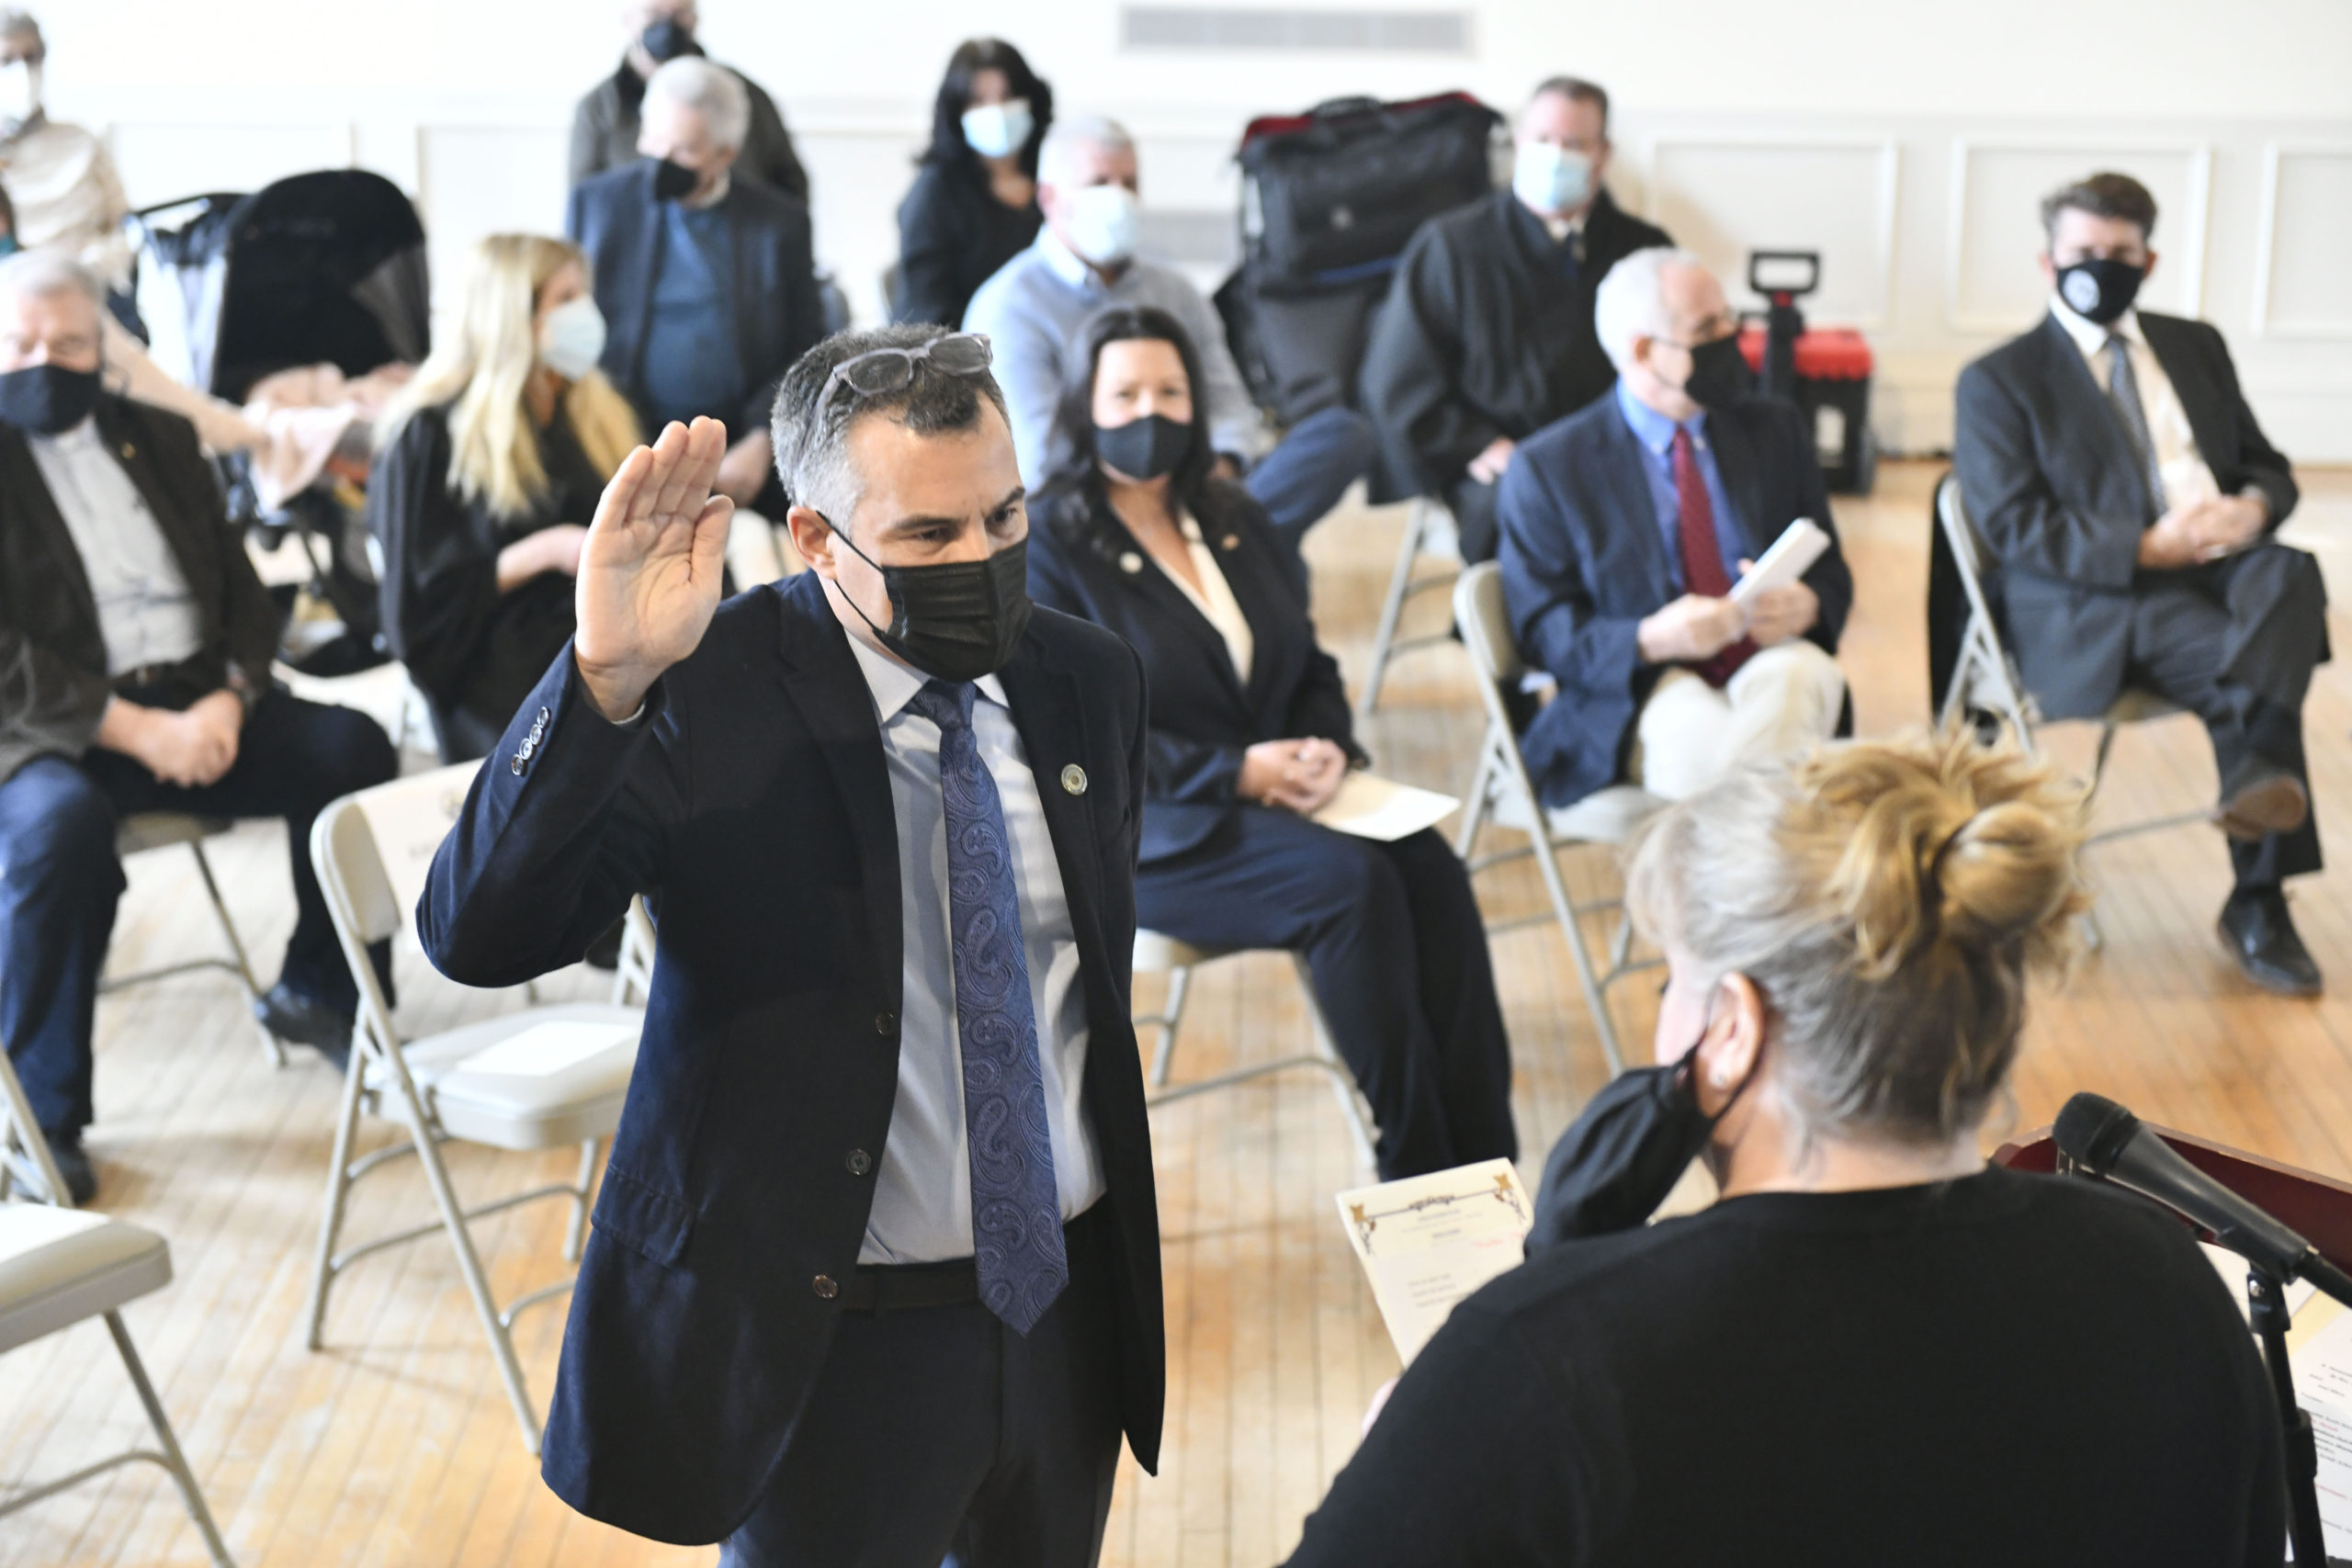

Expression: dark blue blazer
xmin=418 ymin=570 xmax=1162 ymax=1545
xmin=1027 ymin=479 xmax=1364 ymax=865
xmin=565 ymin=159 xmax=826 ymax=440
xmin=1497 ymin=393 xmax=1851 ymax=807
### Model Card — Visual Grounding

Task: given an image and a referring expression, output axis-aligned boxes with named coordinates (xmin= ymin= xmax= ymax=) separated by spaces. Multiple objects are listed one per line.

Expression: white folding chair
xmin=1452 ymin=562 xmax=1663 ymax=1078
xmin=1132 ymin=931 xmax=1375 ymax=1170
xmin=0 ymin=1049 xmax=234 ymax=1565
xmin=304 ymin=765 xmax=643 ymax=1452
xmin=611 ymin=895 xmax=658 ymax=1008
xmin=1935 ymin=472 xmax=2202 ymax=948
xmin=1356 ymin=496 xmax=1463 ymax=722
xmin=101 ymin=813 xmax=284 ymax=1067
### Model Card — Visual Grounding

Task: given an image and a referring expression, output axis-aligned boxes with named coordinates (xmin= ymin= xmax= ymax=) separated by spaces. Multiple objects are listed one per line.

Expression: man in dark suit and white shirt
xmin=1497 ymin=247 xmax=1852 ymax=810
xmin=1955 ymin=171 xmax=2324 ymax=996
xmin=418 ymin=327 xmax=1160 ymax=1565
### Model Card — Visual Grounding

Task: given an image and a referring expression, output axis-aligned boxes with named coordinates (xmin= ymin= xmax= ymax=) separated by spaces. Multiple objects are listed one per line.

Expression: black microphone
xmin=2054 ymin=1092 xmax=2352 ymax=1305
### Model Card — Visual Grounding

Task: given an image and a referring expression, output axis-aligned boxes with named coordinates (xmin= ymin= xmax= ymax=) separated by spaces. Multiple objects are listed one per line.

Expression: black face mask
xmin=826 ymin=524 xmax=1034 ymax=682
xmin=1094 ymin=412 xmax=1192 ymax=482
xmin=2056 ymin=257 xmax=2145 ymax=326
xmin=0 ymin=362 xmax=100 ymax=436
xmin=639 ymin=17 xmax=697 ymax=62
xmin=1680 ymin=333 xmax=1753 ymax=411
xmin=651 ymin=157 xmax=700 ymax=203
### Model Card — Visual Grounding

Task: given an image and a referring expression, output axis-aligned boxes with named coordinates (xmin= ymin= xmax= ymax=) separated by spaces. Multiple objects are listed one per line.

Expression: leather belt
xmin=837 ymin=1256 xmax=980 ymax=1314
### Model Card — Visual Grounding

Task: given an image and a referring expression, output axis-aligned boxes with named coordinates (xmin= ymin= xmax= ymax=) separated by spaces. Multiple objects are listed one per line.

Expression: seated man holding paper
xmin=1498 ymin=246 xmax=1852 ymax=807
xmin=1028 ymin=304 xmax=1514 ymax=1181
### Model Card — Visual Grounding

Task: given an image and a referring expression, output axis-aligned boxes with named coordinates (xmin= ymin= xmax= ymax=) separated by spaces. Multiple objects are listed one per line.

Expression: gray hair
xmin=1592 ymin=245 xmax=1709 ymax=372
xmin=0 ymin=249 xmax=102 ymax=308
xmin=769 ymin=325 xmax=1010 ymax=527
xmin=643 ymin=57 xmax=751 ymax=152
xmin=0 ymin=9 xmax=41 ymax=54
xmin=1037 ymin=114 xmax=1134 ymax=188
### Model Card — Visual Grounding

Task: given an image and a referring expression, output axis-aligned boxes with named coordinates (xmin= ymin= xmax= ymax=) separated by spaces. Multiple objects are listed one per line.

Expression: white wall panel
xmin=1644 ymin=136 xmax=1898 ymax=328
xmin=1947 ymin=140 xmax=2211 ymax=333
xmin=107 ymin=121 xmax=352 ymax=208
xmin=2254 ymin=144 xmax=2352 ymax=339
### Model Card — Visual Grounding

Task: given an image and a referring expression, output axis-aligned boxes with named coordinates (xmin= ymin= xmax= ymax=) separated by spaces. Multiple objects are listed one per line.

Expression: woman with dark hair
xmin=892 ymin=39 xmax=1052 ymax=330
xmin=1028 ymin=303 xmax=1517 ymax=1181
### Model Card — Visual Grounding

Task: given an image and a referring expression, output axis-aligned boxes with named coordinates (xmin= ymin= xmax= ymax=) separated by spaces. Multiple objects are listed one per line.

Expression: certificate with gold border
xmin=1335 ymin=1158 xmax=1532 ymax=1363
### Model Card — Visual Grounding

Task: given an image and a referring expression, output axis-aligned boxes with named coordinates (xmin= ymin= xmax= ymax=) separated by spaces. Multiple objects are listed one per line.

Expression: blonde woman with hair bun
xmin=370 ymin=233 xmax=642 ymax=761
xmin=1285 ymin=728 xmax=2287 ymax=1568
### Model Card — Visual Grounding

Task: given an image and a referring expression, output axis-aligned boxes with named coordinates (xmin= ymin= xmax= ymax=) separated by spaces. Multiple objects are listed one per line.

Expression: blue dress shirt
xmin=1613 ymin=378 xmax=1748 ymax=595
xmin=639 ymin=201 xmax=743 ymax=431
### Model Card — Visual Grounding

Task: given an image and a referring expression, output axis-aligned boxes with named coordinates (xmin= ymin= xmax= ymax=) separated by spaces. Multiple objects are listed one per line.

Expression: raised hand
xmin=573 ymin=417 xmax=737 ymax=718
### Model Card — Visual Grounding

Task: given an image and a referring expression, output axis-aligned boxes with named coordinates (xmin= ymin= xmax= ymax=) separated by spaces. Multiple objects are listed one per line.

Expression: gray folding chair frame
xmin=1356 ymin=496 xmax=1463 ymax=722
xmin=1133 ymin=932 xmax=1376 ymax=1170
xmin=305 ymin=787 xmax=620 ymax=1453
xmin=101 ymin=814 xmax=285 ymax=1067
xmin=1451 ymin=562 xmax=1662 ymax=1078
xmin=0 ymin=1051 xmax=234 ymax=1565
xmin=1934 ymin=473 xmax=2203 ymax=947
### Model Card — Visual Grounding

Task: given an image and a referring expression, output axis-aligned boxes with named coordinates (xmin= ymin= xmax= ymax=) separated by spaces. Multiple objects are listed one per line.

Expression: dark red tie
xmin=1672 ymin=425 xmax=1755 ymax=687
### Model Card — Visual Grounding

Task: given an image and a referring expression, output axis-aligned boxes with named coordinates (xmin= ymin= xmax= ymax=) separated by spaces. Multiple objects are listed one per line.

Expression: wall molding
xmin=2251 ymin=140 xmax=2352 ymax=341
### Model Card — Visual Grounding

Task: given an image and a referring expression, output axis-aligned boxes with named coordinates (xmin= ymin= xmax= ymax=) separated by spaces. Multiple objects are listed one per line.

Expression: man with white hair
xmin=0 ymin=254 xmax=398 ymax=1201
xmin=1496 ymin=246 xmax=1851 ymax=808
xmin=570 ymin=0 xmax=808 ymax=201
xmin=569 ymin=55 xmax=824 ymax=512
xmin=1361 ymin=76 xmax=1671 ymax=563
xmin=963 ymin=113 xmax=1375 ymax=571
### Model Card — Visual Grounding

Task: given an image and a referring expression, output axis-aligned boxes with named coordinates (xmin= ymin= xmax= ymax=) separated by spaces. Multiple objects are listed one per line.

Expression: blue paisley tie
xmin=906 ymin=679 xmax=1069 ymax=1334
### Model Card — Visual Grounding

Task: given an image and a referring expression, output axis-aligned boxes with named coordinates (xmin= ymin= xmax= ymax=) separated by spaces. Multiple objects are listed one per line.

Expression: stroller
xmin=130 ymin=169 xmax=431 ymax=675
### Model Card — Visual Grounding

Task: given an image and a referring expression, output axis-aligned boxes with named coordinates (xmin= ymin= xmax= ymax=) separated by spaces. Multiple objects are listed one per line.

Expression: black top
xmin=1285 ymin=1166 xmax=2283 ymax=1568
xmin=893 ymin=159 xmax=1043 ymax=329
xmin=1359 ymin=187 xmax=1671 ymax=495
xmin=370 ymin=402 xmax=606 ymax=757
xmin=1027 ymin=479 xmax=1363 ymax=866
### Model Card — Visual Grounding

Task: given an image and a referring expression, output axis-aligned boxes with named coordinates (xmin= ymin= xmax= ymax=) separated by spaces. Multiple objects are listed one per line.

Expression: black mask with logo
xmin=1093 ymin=413 xmax=1192 ymax=483
xmin=1680 ymin=334 xmax=1754 ymax=411
xmin=0 ymin=363 xmax=101 ymax=436
xmin=824 ymin=522 xmax=1033 ymax=682
xmin=2055 ymin=257 xmax=2146 ymax=326
xmin=651 ymin=157 xmax=700 ymax=203
xmin=639 ymin=17 xmax=698 ymax=63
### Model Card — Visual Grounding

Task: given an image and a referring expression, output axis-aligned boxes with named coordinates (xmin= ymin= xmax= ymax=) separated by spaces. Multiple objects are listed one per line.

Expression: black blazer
xmin=1028 ymin=480 xmax=1363 ymax=865
xmin=892 ymin=159 xmax=1042 ymax=330
xmin=419 ymin=570 xmax=1162 ymax=1545
xmin=566 ymin=160 xmax=825 ymax=441
xmin=1497 ymin=392 xmax=1852 ymax=807
xmin=1953 ymin=310 xmax=2300 ymax=719
xmin=569 ymin=60 xmax=808 ymax=204
xmin=0 ymin=395 xmax=279 ymax=784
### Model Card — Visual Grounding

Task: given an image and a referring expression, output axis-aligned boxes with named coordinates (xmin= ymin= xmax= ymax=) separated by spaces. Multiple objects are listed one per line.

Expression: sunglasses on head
xmin=816 ymin=332 xmax=993 ymax=415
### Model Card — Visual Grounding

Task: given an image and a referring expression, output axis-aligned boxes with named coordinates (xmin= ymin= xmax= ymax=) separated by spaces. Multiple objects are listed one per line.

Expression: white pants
xmin=1634 ymin=640 xmax=1847 ymax=802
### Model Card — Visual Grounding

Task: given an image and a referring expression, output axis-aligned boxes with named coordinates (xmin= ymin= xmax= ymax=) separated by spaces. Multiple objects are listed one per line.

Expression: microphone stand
xmin=2245 ymin=1265 xmax=2336 ymax=1566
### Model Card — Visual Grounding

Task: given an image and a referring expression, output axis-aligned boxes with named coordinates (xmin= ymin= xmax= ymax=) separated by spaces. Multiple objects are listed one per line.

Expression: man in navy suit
xmin=566 ymin=55 xmax=825 ymax=513
xmin=1497 ymin=247 xmax=1853 ymax=809
xmin=418 ymin=325 xmax=1160 ymax=1567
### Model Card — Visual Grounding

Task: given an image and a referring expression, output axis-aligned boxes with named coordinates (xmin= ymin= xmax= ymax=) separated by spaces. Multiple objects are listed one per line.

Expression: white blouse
xmin=1150 ymin=509 xmax=1254 ymax=684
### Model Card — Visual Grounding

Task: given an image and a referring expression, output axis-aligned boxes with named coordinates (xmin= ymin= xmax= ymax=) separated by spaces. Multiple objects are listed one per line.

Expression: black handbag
xmin=1237 ymin=93 xmax=1501 ymax=284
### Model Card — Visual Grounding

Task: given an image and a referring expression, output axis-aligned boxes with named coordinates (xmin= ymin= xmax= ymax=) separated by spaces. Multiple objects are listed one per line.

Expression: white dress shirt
xmin=2048 ymin=297 xmax=2223 ymax=513
xmin=1151 ymin=509 xmax=1254 ymax=683
xmin=844 ymin=632 xmax=1105 ymax=1264
xmin=28 ymin=415 xmax=204 ymax=675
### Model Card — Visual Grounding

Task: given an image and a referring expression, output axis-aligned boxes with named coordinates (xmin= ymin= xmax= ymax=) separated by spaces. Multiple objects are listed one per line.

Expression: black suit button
xmin=812 ymin=1274 xmax=838 ymax=1300
xmin=845 ymin=1148 xmax=872 ymax=1177
xmin=874 ymin=1011 xmax=895 ymax=1035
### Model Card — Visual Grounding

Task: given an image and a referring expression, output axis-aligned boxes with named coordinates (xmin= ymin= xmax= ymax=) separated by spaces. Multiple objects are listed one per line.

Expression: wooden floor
xmin=7 ymin=458 xmax=2352 ymax=1567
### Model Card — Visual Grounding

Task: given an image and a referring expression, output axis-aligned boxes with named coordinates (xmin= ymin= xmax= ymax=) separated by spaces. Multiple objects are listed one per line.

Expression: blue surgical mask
xmin=1058 ymin=184 xmax=1139 ymax=267
xmin=1512 ymin=141 xmax=1594 ymax=217
xmin=0 ymin=235 xmax=17 ymax=261
xmin=537 ymin=296 xmax=607 ymax=382
xmin=961 ymin=98 xmax=1035 ymax=161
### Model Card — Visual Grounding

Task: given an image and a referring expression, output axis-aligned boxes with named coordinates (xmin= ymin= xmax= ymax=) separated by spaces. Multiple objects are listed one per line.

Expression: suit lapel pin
xmin=1220 ymin=534 xmax=1240 ymax=551
xmin=1060 ymin=764 xmax=1088 ymax=795
xmin=1118 ymin=551 xmax=1143 ymax=575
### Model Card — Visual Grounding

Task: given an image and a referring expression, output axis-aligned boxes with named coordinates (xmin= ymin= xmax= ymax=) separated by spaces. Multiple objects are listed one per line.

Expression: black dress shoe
xmin=255 ymin=983 xmax=355 ymax=1073
xmin=2219 ymin=890 xmax=2324 ymax=997
xmin=2215 ymin=764 xmax=2309 ymax=841
xmin=42 ymin=1130 xmax=96 ymax=1205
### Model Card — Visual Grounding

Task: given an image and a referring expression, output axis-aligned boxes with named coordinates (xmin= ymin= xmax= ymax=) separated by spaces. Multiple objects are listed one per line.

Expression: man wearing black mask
xmin=0 ymin=253 xmax=397 ymax=1201
xmin=569 ymin=56 xmax=823 ymax=515
xmin=417 ymin=327 xmax=1161 ymax=1566
xmin=1496 ymin=246 xmax=1853 ymax=810
xmin=569 ymin=0 xmax=808 ymax=202
xmin=1955 ymin=171 xmax=2324 ymax=996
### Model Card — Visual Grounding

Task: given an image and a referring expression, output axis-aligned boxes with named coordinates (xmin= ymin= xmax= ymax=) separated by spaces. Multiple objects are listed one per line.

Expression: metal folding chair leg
xmin=100 ymin=840 xmax=286 ymax=1067
xmin=1357 ymin=499 xmax=1461 ymax=722
xmin=107 ymin=1312 xmax=236 ymax=1567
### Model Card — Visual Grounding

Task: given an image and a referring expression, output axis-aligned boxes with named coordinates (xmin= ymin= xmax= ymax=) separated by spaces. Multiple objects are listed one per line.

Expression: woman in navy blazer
xmin=1028 ymin=305 xmax=1515 ymax=1180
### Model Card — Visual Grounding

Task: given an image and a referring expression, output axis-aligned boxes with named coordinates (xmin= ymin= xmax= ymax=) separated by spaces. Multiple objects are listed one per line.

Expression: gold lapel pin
xmin=1060 ymin=764 xmax=1088 ymax=795
xmin=1118 ymin=551 xmax=1143 ymax=574
xmin=1220 ymin=535 xmax=1239 ymax=550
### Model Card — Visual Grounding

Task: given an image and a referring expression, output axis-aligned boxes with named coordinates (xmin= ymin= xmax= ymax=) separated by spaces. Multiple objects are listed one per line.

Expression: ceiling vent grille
xmin=1122 ymin=7 xmax=1470 ymax=52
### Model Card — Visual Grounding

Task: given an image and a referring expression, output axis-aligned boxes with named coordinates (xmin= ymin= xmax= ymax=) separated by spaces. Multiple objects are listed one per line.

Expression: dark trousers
xmin=0 ymin=689 xmax=398 ymax=1134
xmin=1446 ymin=472 xmax=1501 ymax=566
xmin=1138 ymin=809 xmax=1517 ymax=1179
xmin=2126 ymin=543 xmax=2325 ymax=894
xmin=1245 ymin=407 xmax=1380 ymax=570
xmin=718 ymin=1203 xmax=1125 ymax=1568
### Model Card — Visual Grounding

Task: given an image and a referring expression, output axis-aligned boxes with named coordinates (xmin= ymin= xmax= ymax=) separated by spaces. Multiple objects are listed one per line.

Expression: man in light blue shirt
xmin=964 ymin=114 xmax=1375 ymax=569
